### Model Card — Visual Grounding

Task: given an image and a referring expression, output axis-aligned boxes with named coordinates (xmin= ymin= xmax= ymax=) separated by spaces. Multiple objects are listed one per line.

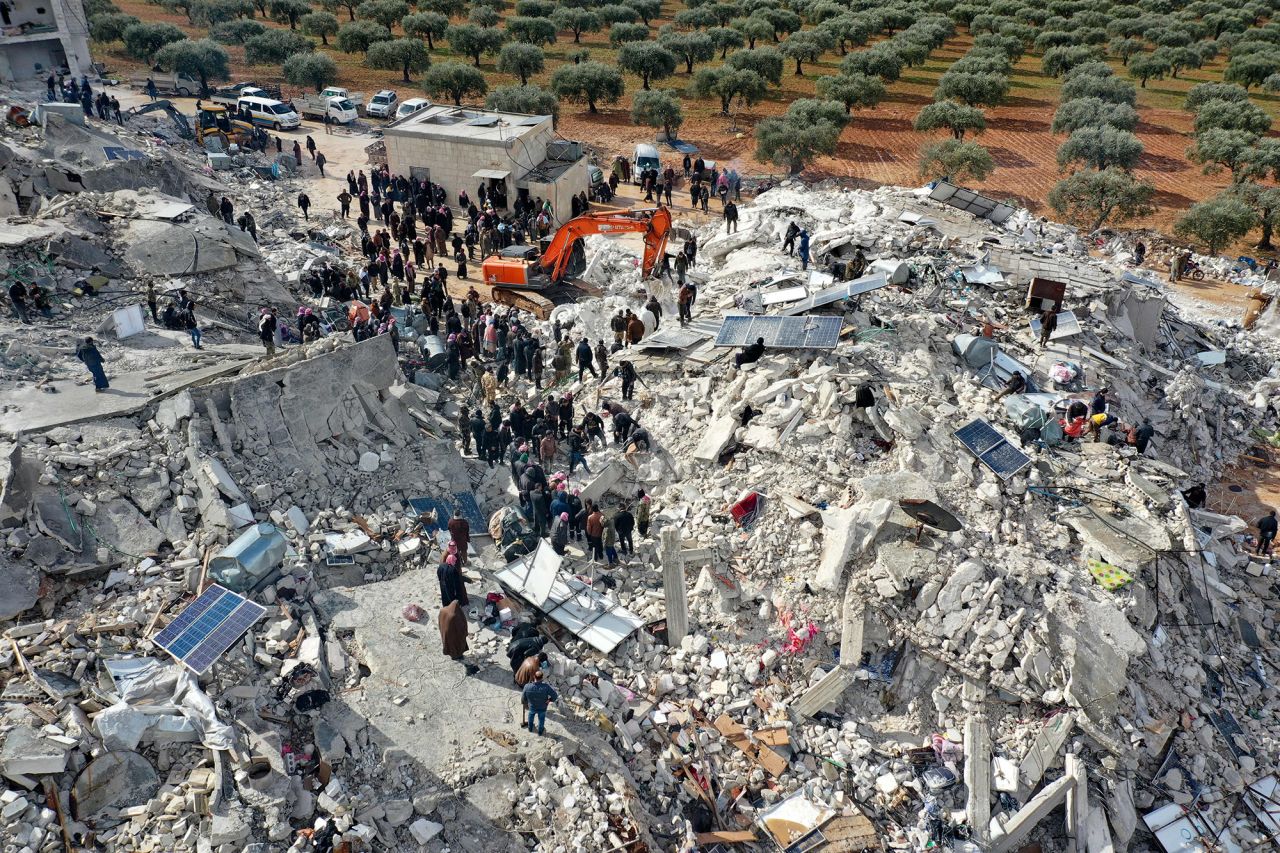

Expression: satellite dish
xmin=899 ymin=498 xmax=963 ymax=542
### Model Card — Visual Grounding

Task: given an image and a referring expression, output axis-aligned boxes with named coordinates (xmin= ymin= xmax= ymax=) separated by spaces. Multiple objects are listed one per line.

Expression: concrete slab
xmin=0 ymin=356 xmax=254 ymax=438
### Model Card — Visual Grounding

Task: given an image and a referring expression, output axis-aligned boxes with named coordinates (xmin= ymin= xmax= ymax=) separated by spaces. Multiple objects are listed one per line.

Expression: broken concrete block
xmin=409 ymin=818 xmax=443 ymax=843
xmin=358 ymin=452 xmax=380 ymax=473
xmin=0 ymin=725 xmax=70 ymax=775
xmin=692 ymin=414 xmax=738 ymax=464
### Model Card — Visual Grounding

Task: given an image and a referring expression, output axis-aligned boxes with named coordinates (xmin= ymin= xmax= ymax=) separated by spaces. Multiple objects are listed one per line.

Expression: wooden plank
xmin=695 ymin=831 xmax=757 ymax=844
xmin=714 ymin=714 xmax=788 ymax=778
xmin=755 ymin=727 xmax=790 ymax=748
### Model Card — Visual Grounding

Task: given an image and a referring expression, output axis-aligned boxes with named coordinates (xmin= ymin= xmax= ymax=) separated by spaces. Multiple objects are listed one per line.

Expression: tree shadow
xmin=993 ymin=116 xmax=1050 ymax=133
xmin=987 ymin=146 xmax=1035 ymax=168
xmin=855 ymin=115 xmax=914 ymax=132
xmin=1134 ymin=120 xmax=1181 ymax=136
xmin=883 ymin=90 xmax=932 ymax=106
xmin=1138 ymin=152 xmax=1189 ymax=172
xmin=834 ymin=139 xmax=901 ymax=163
xmin=1002 ymin=94 xmax=1053 ymax=108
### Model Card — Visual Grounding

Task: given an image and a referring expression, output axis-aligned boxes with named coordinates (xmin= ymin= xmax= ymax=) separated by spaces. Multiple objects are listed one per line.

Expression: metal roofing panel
xmin=780 ymin=272 xmax=887 ymax=316
xmin=495 ymin=542 xmax=644 ymax=654
xmin=473 ymin=168 xmax=511 ymax=179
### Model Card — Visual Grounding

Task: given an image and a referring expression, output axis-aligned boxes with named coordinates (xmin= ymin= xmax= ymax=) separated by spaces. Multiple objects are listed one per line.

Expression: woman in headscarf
xmin=438 ymin=551 xmax=469 ymax=608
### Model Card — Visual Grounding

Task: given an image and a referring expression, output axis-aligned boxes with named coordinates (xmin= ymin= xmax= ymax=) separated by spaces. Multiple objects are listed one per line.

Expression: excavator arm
xmin=539 ymin=207 xmax=672 ymax=283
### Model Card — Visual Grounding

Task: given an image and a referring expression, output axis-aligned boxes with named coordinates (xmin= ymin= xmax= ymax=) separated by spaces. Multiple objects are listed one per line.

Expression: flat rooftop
xmin=384 ymin=105 xmax=551 ymax=144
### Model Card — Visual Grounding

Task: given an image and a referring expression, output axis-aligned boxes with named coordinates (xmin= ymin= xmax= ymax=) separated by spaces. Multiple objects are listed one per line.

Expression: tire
xmin=177 ymin=87 xmax=191 ymax=97
xmin=1191 ymin=269 xmax=1204 ymax=281
xmin=272 ymin=121 xmax=281 ymax=131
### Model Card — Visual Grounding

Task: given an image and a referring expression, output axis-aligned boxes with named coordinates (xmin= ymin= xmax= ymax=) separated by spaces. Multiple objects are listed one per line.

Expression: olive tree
xmin=496 ymin=42 xmax=544 ymax=84
xmin=486 ymin=84 xmax=559 ymax=122
xmin=402 ymin=11 xmax=448 ymax=48
xmin=551 ymin=7 xmax=600 ymax=42
xmin=153 ymin=38 xmax=229 ymax=95
xmin=918 ymin=139 xmax=994 ymax=182
xmin=631 ymin=89 xmax=683 ymax=140
xmin=690 ymin=65 xmax=766 ymax=114
xmin=1175 ymin=196 xmax=1258 ymax=254
xmin=659 ymin=31 xmax=715 ymax=73
xmin=446 ymin=23 xmax=506 ymax=65
xmin=423 ymin=61 xmax=489 ymax=105
xmin=1048 ymin=168 xmax=1155 ymax=230
xmin=549 ymin=60 xmax=624 ymax=112
xmin=1057 ymin=126 xmax=1145 ymax=171
xmin=756 ymin=100 xmax=845 ymax=174
xmin=1051 ymin=97 xmax=1139 ymax=133
xmin=245 ymin=28 xmax=313 ymax=63
xmin=914 ymin=100 xmax=986 ymax=138
xmin=335 ymin=20 xmax=390 ymax=53
xmin=816 ymin=72 xmax=885 ymax=114
xmin=300 ymin=11 xmax=339 ymax=44
xmin=506 ymin=15 xmax=557 ymax=44
xmin=122 ymin=22 xmax=185 ymax=61
xmin=934 ymin=71 xmax=1008 ymax=107
xmin=366 ymin=38 xmax=430 ymax=81
xmin=284 ymin=51 xmax=339 ymax=91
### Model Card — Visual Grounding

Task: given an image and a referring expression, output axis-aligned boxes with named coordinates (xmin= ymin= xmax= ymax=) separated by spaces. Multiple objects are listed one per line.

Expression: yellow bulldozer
xmin=195 ymin=103 xmax=255 ymax=150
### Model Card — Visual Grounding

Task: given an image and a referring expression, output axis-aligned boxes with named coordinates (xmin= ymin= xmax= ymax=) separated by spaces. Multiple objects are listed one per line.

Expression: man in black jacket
xmin=734 ymin=337 xmax=765 ymax=368
xmin=613 ymin=503 xmax=635 ymax=556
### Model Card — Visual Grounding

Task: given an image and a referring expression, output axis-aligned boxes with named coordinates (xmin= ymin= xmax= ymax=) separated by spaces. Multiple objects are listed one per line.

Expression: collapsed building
xmin=0 ymin=81 xmax=1279 ymax=853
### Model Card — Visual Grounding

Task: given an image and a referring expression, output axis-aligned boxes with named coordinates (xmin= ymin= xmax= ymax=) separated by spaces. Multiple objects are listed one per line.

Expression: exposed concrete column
xmin=965 ymin=712 xmax=992 ymax=844
xmin=989 ymin=774 xmax=1073 ymax=853
xmin=838 ymin=585 xmax=865 ymax=670
xmin=660 ymin=527 xmax=688 ymax=646
xmin=963 ymin=678 xmax=991 ymax=845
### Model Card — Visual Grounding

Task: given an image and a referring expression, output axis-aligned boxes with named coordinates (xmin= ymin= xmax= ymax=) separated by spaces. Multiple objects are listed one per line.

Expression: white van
xmin=395 ymin=97 xmax=431 ymax=120
xmin=236 ymin=95 xmax=301 ymax=130
xmin=633 ymin=143 xmax=660 ymax=183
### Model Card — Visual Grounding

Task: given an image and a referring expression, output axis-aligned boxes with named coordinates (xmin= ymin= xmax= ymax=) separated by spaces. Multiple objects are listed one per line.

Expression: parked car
xmin=129 ymin=71 xmax=201 ymax=97
xmin=233 ymin=95 xmax=301 ymax=130
xmin=366 ymin=90 xmax=398 ymax=118
xmin=294 ymin=91 xmax=359 ymax=125
xmin=394 ymin=97 xmax=431 ymax=121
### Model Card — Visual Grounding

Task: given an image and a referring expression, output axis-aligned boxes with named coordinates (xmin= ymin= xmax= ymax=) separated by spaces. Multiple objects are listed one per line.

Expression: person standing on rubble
xmin=515 ymin=651 xmax=549 ymax=686
xmin=8 ymin=280 xmax=30 ymax=324
xmin=644 ymin=294 xmax=662 ymax=330
xmin=219 ymin=196 xmax=234 ymax=224
xmin=448 ymin=507 xmax=471 ymax=567
xmin=798 ymin=229 xmax=811 ymax=270
xmin=338 ymin=189 xmax=351 ymax=218
xmin=575 ymin=337 xmax=597 ymax=382
xmin=724 ymin=200 xmax=739 ymax=233
xmin=110 ymin=96 xmax=122 ymax=125
xmin=783 ymin=221 xmax=800 ymax=255
xmin=678 ymin=281 xmax=693 ymax=326
xmin=145 ymin=77 xmax=157 ymax=101
xmin=625 ymin=311 xmax=645 ymax=346
xmin=438 ymin=599 xmax=473 ymax=671
xmin=75 ymin=337 xmax=109 ymax=392
xmin=258 ymin=308 xmax=277 ymax=356
xmin=613 ymin=503 xmax=635 ymax=557
xmin=1256 ymin=510 xmax=1277 ymax=556
xmin=522 ymin=669 xmax=559 ymax=735
xmin=182 ymin=300 xmax=202 ymax=349
xmin=1038 ymin=307 xmax=1058 ymax=347
xmin=297 ymin=191 xmax=311 ymax=221
xmin=292 ymin=140 xmax=303 ymax=167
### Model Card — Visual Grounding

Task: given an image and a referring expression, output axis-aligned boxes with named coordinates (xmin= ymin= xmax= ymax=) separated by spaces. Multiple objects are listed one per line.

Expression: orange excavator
xmin=480 ymin=208 xmax=672 ymax=314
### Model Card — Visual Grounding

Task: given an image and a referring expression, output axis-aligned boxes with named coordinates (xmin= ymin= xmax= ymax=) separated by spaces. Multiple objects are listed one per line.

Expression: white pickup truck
xmin=293 ymin=87 xmax=362 ymax=124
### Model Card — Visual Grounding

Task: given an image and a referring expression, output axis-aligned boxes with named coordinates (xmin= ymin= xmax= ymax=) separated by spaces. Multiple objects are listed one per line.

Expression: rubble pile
xmin=1 ymin=93 xmax=1279 ymax=853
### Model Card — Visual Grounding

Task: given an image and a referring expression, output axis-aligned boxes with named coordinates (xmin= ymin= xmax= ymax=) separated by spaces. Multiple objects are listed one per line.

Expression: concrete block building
xmin=382 ymin=104 xmax=590 ymax=225
xmin=0 ymin=0 xmax=90 ymax=82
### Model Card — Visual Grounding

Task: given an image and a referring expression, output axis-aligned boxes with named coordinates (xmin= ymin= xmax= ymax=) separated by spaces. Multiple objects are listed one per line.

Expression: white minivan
xmin=633 ymin=143 xmax=660 ymax=183
xmin=236 ymin=95 xmax=301 ymax=130
xmin=394 ymin=97 xmax=431 ymax=121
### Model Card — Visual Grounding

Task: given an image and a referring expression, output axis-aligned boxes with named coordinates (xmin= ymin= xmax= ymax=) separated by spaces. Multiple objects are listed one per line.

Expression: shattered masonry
xmin=2 ymin=73 xmax=1280 ymax=853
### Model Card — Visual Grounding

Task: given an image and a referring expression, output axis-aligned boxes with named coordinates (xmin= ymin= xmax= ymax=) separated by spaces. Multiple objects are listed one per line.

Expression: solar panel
xmin=152 ymin=585 xmax=266 ymax=675
xmin=714 ymin=315 xmax=843 ymax=348
xmin=928 ymin=181 xmax=1015 ymax=224
xmin=405 ymin=491 xmax=486 ymax=532
xmin=781 ymin=273 xmax=887 ymax=316
xmin=953 ymin=419 xmax=1031 ymax=480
